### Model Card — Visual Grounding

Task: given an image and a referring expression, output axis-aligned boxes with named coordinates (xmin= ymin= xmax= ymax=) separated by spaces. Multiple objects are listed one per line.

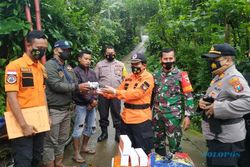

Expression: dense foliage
xmin=146 ymin=0 xmax=250 ymax=91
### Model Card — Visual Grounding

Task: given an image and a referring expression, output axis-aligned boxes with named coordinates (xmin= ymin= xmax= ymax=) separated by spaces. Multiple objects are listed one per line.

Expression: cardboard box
xmin=135 ymin=148 xmax=148 ymax=167
xmin=119 ymin=135 xmax=132 ymax=155
xmin=4 ymin=106 xmax=50 ymax=139
xmin=119 ymin=146 xmax=129 ymax=166
xmin=129 ymin=148 xmax=139 ymax=167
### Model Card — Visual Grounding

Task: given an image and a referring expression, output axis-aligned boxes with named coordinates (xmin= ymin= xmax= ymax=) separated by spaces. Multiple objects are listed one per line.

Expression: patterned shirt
xmin=153 ymin=67 xmax=194 ymax=119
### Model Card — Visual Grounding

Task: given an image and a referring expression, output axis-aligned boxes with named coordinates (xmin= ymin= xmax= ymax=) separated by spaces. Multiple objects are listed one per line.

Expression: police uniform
xmin=5 ymin=53 xmax=47 ymax=167
xmin=202 ymin=44 xmax=250 ymax=167
xmin=102 ymin=53 xmax=154 ymax=154
xmin=152 ymin=67 xmax=194 ymax=154
xmin=95 ymin=58 xmax=126 ymax=140
xmin=43 ymin=40 xmax=78 ymax=165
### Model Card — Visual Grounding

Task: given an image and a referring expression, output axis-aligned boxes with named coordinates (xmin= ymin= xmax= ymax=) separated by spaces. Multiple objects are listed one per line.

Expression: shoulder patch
xmin=181 ymin=71 xmax=193 ymax=93
xmin=6 ymin=74 xmax=17 ymax=84
xmin=229 ymin=77 xmax=244 ymax=93
xmin=59 ymin=71 xmax=64 ymax=78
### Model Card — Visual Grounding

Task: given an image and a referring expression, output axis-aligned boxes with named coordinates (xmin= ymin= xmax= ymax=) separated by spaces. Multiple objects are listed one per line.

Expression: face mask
xmin=31 ymin=48 xmax=46 ymax=60
xmin=59 ymin=51 xmax=70 ymax=60
xmin=162 ymin=62 xmax=174 ymax=70
xmin=209 ymin=60 xmax=222 ymax=72
xmin=106 ymin=54 xmax=115 ymax=62
xmin=131 ymin=66 xmax=141 ymax=74
xmin=209 ymin=59 xmax=229 ymax=75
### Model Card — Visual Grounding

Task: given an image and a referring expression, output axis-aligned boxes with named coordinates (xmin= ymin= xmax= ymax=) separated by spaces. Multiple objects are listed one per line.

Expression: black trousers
xmin=11 ymin=132 xmax=45 ymax=167
xmin=206 ymin=139 xmax=245 ymax=167
xmin=238 ymin=137 xmax=250 ymax=167
xmin=121 ymin=120 xmax=154 ymax=155
xmin=98 ymin=95 xmax=121 ymax=128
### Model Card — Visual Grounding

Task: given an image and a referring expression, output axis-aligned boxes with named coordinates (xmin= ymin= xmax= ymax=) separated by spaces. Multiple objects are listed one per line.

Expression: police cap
xmin=131 ymin=53 xmax=147 ymax=64
xmin=202 ymin=43 xmax=236 ymax=58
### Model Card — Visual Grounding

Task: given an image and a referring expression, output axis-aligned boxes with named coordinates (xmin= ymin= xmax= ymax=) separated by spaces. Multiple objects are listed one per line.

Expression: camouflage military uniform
xmin=152 ymin=67 xmax=194 ymax=153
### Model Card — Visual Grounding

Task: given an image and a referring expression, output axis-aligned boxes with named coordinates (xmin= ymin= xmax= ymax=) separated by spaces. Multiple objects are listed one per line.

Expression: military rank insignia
xmin=229 ymin=77 xmax=244 ymax=93
xmin=140 ymin=81 xmax=150 ymax=92
xmin=6 ymin=70 xmax=17 ymax=84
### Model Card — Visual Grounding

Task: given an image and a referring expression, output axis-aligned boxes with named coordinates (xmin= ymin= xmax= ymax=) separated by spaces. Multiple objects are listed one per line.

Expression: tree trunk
xmin=224 ymin=22 xmax=231 ymax=43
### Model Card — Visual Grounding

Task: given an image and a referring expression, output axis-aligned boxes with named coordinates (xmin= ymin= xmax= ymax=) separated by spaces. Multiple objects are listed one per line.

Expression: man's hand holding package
xmin=21 ymin=124 xmax=38 ymax=136
xmin=79 ymin=82 xmax=91 ymax=92
xmin=99 ymin=86 xmax=116 ymax=95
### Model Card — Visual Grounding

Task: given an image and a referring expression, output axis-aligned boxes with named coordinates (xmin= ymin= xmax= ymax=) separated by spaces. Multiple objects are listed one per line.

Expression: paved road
xmin=63 ymin=37 xmax=206 ymax=167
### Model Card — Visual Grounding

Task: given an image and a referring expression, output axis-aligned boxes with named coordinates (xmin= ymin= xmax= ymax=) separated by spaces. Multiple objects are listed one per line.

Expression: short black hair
xmin=159 ymin=48 xmax=175 ymax=57
xmin=78 ymin=50 xmax=92 ymax=58
xmin=105 ymin=45 xmax=114 ymax=50
xmin=26 ymin=30 xmax=47 ymax=43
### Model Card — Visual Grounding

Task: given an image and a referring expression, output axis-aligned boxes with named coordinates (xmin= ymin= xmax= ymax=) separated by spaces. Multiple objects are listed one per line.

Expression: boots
xmin=54 ymin=154 xmax=65 ymax=167
xmin=155 ymin=147 xmax=166 ymax=156
xmin=97 ymin=127 xmax=108 ymax=142
xmin=115 ymin=127 xmax=120 ymax=142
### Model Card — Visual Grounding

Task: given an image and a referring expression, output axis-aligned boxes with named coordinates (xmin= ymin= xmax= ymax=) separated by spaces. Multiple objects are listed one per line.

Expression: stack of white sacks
xmin=112 ymin=135 xmax=148 ymax=167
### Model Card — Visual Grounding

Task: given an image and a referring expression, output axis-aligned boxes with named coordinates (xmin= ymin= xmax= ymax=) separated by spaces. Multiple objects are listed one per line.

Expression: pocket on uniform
xmin=114 ymin=67 xmax=122 ymax=77
xmin=21 ymin=72 xmax=34 ymax=87
xmin=22 ymin=78 xmax=34 ymax=87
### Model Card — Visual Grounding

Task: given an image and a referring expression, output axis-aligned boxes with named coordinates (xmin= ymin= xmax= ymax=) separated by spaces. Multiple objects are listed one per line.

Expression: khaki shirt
xmin=95 ymin=59 xmax=126 ymax=88
xmin=202 ymin=65 xmax=250 ymax=143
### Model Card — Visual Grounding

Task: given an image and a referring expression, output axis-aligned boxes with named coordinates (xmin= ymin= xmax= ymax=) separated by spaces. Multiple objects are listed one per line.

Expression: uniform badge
xmin=6 ymin=70 xmax=17 ymax=84
xmin=20 ymin=67 xmax=31 ymax=72
xmin=140 ymin=81 xmax=150 ymax=92
xmin=59 ymin=71 xmax=64 ymax=78
xmin=67 ymin=65 xmax=73 ymax=71
xmin=229 ymin=77 xmax=244 ymax=93
xmin=115 ymin=70 xmax=121 ymax=76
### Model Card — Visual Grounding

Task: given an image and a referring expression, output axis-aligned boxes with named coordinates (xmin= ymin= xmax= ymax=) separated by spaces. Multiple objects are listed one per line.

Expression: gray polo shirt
xmin=95 ymin=59 xmax=126 ymax=88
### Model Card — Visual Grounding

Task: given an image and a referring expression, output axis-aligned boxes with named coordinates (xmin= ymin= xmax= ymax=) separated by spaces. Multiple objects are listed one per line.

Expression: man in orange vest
xmin=5 ymin=30 xmax=48 ymax=167
xmin=99 ymin=53 xmax=154 ymax=154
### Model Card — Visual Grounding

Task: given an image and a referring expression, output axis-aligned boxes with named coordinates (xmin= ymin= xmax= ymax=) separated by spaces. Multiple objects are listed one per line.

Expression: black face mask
xmin=208 ymin=60 xmax=222 ymax=72
xmin=106 ymin=54 xmax=115 ymax=62
xmin=59 ymin=51 xmax=70 ymax=60
xmin=162 ymin=62 xmax=174 ymax=70
xmin=131 ymin=66 xmax=141 ymax=74
xmin=31 ymin=48 xmax=46 ymax=60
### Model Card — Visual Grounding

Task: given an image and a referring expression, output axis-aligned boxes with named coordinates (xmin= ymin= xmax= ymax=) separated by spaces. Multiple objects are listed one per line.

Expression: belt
xmin=124 ymin=103 xmax=150 ymax=109
xmin=203 ymin=117 xmax=243 ymax=125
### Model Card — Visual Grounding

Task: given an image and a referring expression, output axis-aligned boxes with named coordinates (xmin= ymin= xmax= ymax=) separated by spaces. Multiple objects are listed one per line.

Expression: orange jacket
xmin=103 ymin=70 xmax=154 ymax=124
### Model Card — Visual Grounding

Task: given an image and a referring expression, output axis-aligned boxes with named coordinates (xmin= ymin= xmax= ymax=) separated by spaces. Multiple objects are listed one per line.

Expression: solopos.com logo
xmin=202 ymin=151 xmax=240 ymax=158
